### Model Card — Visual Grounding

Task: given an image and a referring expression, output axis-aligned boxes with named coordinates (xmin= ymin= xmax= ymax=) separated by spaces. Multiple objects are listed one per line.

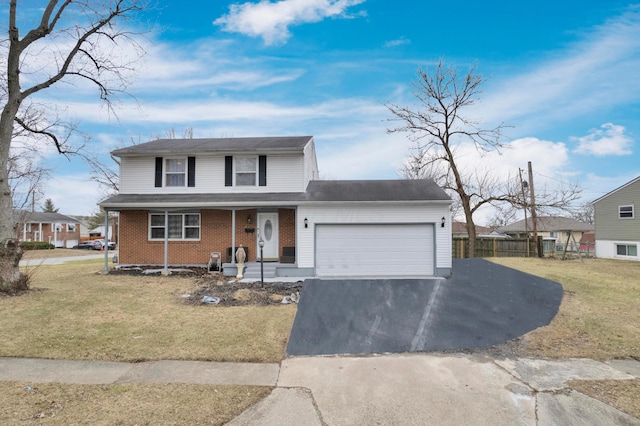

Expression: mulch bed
xmin=111 ymin=265 xmax=304 ymax=306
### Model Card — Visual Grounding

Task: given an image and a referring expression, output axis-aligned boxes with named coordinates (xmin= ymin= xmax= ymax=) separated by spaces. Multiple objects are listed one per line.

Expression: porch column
xmin=231 ymin=209 xmax=236 ymax=264
xmin=102 ymin=209 xmax=109 ymax=274
xmin=39 ymin=223 xmax=42 ymax=241
xmin=163 ymin=210 xmax=169 ymax=274
xmin=22 ymin=223 xmax=26 ymax=241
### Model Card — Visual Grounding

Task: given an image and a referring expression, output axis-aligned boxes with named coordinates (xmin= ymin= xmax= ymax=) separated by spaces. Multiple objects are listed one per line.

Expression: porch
xmin=221 ymin=261 xmax=312 ymax=279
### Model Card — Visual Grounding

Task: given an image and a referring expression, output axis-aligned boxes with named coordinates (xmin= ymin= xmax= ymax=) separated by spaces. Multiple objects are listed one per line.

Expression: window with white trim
xmin=67 ymin=224 xmax=76 ymax=232
xmin=25 ymin=223 xmax=31 ymax=232
xmin=235 ymin=156 xmax=257 ymax=186
xmin=616 ymin=244 xmax=638 ymax=257
xmin=619 ymin=205 xmax=634 ymax=219
xmin=149 ymin=213 xmax=200 ymax=240
xmin=165 ymin=158 xmax=186 ymax=187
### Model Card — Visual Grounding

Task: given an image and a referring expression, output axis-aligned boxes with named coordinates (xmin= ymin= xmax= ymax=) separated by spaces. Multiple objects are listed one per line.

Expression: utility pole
xmin=518 ymin=168 xmax=528 ymax=234
xmin=528 ymin=161 xmax=539 ymax=257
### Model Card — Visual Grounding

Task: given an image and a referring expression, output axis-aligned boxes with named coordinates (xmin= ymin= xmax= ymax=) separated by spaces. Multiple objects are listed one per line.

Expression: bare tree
xmin=571 ymin=201 xmax=594 ymax=225
xmin=387 ymin=61 xmax=508 ymax=257
xmin=0 ymin=0 xmax=146 ymax=293
xmin=87 ymin=127 xmax=195 ymax=195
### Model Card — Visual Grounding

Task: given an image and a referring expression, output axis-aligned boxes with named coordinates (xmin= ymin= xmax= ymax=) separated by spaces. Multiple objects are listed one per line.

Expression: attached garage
xmin=315 ymin=223 xmax=435 ymax=277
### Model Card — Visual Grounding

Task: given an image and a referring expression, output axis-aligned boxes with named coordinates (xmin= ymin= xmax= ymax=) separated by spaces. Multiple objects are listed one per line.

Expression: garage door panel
xmin=315 ymin=224 xmax=434 ymax=277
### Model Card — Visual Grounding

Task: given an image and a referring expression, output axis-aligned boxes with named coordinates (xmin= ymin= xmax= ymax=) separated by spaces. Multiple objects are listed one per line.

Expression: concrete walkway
xmin=19 ymin=253 xmax=115 ymax=267
xmin=1 ymin=354 xmax=638 ymax=425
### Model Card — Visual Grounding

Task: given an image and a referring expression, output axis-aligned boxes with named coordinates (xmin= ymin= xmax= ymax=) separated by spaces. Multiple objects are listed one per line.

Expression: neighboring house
xmin=579 ymin=231 xmax=595 ymax=254
xmin=13 ymin=210 xmax=81 ymax=248
xmin=592 ymin=176 xmax=640 ymax=261
xmin=99 ymin=136 xmax=453 ymax=278
xmin=497 ymin=216 xmax=593 ymax=254
xmin=451 ymin=222 xmax=494 ymax=238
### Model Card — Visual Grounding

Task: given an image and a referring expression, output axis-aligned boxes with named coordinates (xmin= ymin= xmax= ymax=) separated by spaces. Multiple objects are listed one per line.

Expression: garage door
xmin=315 ymin=224 xmax=434 ymax=277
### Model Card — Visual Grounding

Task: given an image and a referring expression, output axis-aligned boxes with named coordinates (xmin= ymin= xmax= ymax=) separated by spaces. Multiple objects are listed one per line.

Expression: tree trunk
xmin=0 ymin=239 xmax=27 ymax=293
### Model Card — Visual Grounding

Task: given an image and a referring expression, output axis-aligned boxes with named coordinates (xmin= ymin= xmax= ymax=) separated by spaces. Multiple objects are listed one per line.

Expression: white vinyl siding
xmin=315 ymin=224 xmax=434 ymax=277
xmin=297 ymin=204 xmax=451 ymax=273
xmin=119 ymin=155 xmax=305 ymax=193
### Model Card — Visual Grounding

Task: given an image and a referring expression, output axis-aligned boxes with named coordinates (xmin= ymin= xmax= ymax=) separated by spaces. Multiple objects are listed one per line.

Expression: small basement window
xmin=616 ymin=244 xmax=638 ymax=257
xmin=619 ymin=205 xmax=634 ymax=219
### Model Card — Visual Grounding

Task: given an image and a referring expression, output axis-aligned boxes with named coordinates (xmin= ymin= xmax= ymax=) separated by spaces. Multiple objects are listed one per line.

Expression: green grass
xmin=1 ymin=260 xmax=296 ymax=363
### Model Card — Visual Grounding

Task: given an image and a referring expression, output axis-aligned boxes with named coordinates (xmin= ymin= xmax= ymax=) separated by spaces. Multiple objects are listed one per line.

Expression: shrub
xmin=20 ymin=241 xmax=55 ymax=250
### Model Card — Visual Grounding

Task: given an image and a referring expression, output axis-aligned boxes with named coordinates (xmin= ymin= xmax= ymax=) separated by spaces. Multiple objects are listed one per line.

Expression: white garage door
xmin=315 ymin=224 xmax=434 ymax=277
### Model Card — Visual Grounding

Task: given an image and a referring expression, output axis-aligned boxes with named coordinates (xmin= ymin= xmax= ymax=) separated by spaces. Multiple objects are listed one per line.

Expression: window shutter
xmin=187 ymin=157 xmax=196 ymax=187
xmin=225 ymin=156 xmax=233 ymax=186
xmin=154 ymin=157 xmax=163 ymax=187
xmin=259 ymin=155 xmax=267 ymax=186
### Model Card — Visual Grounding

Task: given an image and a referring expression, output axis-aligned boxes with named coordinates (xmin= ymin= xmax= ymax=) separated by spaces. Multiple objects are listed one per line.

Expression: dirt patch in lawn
xmin=110 ymin=266 xmax=303 ymax=306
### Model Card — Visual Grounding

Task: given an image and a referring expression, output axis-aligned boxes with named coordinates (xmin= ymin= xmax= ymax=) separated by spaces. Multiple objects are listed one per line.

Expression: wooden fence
xmin=452 ymin=237 xmax=541 ymax=258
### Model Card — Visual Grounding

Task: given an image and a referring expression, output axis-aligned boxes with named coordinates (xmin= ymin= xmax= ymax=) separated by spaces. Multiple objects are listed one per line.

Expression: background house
xmin=497 ymin=216 xmax=593 ymax=255
xmin=100 ymin=136 xmax=453 ymax=277
xmin=592 ymin=175 xmax=639 ymax=261
xmin=14 ymin=210 xmax=81 ymax=248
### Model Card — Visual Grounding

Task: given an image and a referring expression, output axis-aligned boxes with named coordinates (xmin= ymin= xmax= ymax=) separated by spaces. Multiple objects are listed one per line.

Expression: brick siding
xmin=119 ymin=208 xmax=296 ymax=265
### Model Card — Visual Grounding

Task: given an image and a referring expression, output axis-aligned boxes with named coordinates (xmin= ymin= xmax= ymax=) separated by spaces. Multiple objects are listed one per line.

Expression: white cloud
xmin=44 ymin=175 xmax=105 ymax=216
xmin=384 ymin=37 xmax=411 ymax=48
xmin=478 ymin=7 xmax=640 ymax=132
xmin=572 ymin=123 xmax=633 ymax=156
xmin=214 ymin=0 xmax=366 ymax=45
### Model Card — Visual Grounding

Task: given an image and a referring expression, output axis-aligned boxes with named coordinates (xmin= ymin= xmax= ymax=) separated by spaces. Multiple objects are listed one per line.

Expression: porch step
xmin=243 ymin=263 xmax=277 ymax=279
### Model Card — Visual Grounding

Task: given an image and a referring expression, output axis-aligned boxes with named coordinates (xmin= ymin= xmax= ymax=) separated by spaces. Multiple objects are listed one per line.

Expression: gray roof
xmin=497 ymin=216 xmax=593 ymax=233
xmin=305 ymin=179 xmax=451 ymax=202
xmin=111 ymin=136 xmax=314 ymax=157
xmin=13 ymin=210 xmax=80 ymax=224
xmin=100 ymin=179 xmax=451 ymax=210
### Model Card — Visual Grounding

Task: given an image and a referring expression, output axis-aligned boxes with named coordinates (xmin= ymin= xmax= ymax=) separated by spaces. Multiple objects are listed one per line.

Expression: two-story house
xmin=592 ymin=175 xmax=640 ymax=261
xmin=99 ymin=136 xmax=453 ymax=278
xmin=14 ymin=210 xmax=81 ymax=248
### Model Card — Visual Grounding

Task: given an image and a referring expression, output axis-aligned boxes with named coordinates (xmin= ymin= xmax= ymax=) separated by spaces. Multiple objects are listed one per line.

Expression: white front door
xmin=257 ymin=212 xmax=279 ymax=260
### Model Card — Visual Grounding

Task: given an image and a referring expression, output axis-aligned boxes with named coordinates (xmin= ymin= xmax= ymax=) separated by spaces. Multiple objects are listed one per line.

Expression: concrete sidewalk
xmin=1 ymin=354 xmax=639 ymax=425
xmin=19 ymin=253 xmax=115 ymax=267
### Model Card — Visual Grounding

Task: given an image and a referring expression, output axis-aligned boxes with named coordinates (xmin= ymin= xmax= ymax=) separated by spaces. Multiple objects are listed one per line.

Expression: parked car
xmin=73 ymin=240 xmax=102 ymax=250
xmin=95 ymin=239 xmax=117 ymax=250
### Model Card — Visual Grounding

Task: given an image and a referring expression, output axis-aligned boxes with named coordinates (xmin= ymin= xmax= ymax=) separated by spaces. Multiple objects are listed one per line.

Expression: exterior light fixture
xmin=304 ymin=218 xmax=308 ymax=228
xmin=441 ymin=217 xmax=446 ymax=228
xmin=247 ymin=214 xmax=252 ymax=224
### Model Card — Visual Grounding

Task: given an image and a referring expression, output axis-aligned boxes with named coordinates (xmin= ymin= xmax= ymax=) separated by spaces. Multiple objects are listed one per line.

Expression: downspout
xmin=102 ymin=209 xmax=109 ymax=274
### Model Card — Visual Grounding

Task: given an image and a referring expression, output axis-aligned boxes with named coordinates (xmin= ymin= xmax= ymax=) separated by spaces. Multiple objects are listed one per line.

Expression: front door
xmin=257 ymin=212 xmax=279 ymax=260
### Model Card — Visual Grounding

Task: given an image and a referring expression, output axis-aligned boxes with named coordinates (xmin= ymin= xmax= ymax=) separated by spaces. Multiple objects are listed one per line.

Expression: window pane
xmin=166 ymin=174 xmax=185 ymax=187
xmin=236 ymin=173 xmax=256 ymax=186
xmin=185 ymin=227 xmax=199 ymax=239
xmin=629 ymin=245 xmax=638 ymax=256
xmin=166 ymin=159 xmax=186 ymax=173
xmin=619 ymin=206 xmax=634 ymax=218
xmin=236 ymin=157 xmax=256 ymax=172
xmin=168 ymin=215 xmax=182 ymax=238
xmin=185 ymin=214 xmax=199 ymax=226
xmin=616 ymin=245 xmax=627 ymax=255
xmin=151 ymin=228 xmax=165 ymax=239
xmin=150 ymin=215 xmax=165 ymax=226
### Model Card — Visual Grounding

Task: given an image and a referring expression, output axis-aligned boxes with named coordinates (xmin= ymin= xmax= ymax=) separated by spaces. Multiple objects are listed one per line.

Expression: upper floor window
xmin=165 ymin=159 xmax=186 ymax=187
xmin=25 ymin=223 xmax=31 ymax=232
xmin=155 ymin=157 xmax=196 ymax=188
xmin=619 ymin=205 xmax=634 ymax=219
xmin=149 ymin=213 xmax=200 ymax=240
xmin=549 ymin=232 xmax=557 ymax=238
xmin=236 ymin=156 xmax=257 ymax=186
xmin=67 ymin=224 xmax=76 ymax=232
xmin=225 ymin=155 xmax=267 ymax=187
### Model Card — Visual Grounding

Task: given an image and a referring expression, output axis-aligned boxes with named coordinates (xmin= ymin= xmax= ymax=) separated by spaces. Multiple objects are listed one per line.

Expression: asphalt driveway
xmin=287 ymin=258 xmax=563 ymax=356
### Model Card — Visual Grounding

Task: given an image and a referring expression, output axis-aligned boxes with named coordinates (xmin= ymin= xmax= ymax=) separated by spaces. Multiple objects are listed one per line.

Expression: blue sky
xmin=13 ymin=0 xmax=640 ymax=222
